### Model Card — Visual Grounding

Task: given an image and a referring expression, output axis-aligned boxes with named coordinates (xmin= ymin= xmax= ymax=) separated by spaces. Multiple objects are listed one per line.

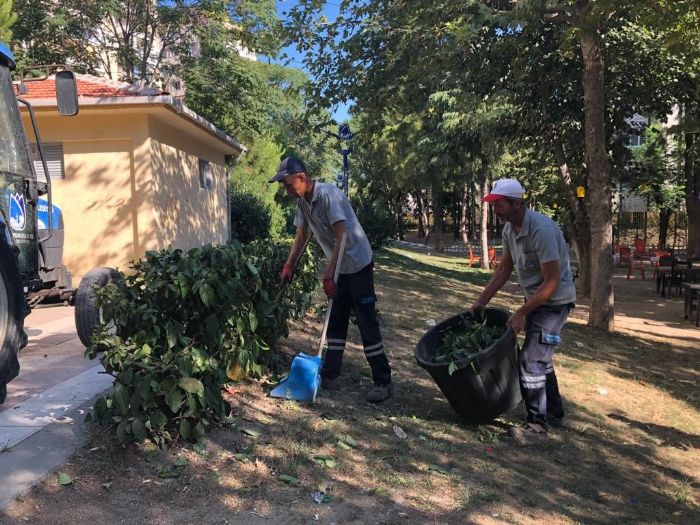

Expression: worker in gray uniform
xmin=470 ymin=178 xmax=576 ymax=444
xmin=270 ymin=156 xmax=392 ymax=402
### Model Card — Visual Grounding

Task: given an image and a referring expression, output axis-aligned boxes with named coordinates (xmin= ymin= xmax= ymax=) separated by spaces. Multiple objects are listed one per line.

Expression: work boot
xmin=366 ymin=382 xmax=392 ymax=403
xmin=508 ymin=422 xmax=548 ymax=446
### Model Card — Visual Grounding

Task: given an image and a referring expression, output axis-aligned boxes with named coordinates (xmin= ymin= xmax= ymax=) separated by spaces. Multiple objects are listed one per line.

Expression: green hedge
xmin=231 ymin=192 xmax=272 ymax=243
xmin=351 ymin=197 xmax=397 ymax=249
xmin=87 ymin=241 xmax=319 ymax=447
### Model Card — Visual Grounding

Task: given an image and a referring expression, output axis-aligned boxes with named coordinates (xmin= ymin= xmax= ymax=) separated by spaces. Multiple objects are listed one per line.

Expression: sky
xmin=274 ymin=0 xmax=352 ymax=123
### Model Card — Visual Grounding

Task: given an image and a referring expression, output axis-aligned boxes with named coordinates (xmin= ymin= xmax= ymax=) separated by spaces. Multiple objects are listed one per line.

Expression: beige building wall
xmin=21 ymin=105 xmax=236 ymax=283
xmin=148 ymin=116 xmax=229 ymax=250
xmin=21 ymin=110 xmax=155 ymax=282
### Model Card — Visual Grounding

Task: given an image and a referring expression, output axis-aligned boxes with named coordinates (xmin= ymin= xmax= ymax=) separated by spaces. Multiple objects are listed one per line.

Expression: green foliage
xmin=87 ymin=242 xmax=319 ymax=447
xmin=434 ymin=312 xmax=506 ymax=376
xmin=230 ymin=192 xmax=271 ymax=244
xmin=627 ymin=124 xmax=685 ymax=210
xmin=0 ymin=0 xmax=17 ymax=42
xmin=351 ymin=196 xmax=396 ymax=249
xmin=231 ymin=136 xmax=288 ymax=238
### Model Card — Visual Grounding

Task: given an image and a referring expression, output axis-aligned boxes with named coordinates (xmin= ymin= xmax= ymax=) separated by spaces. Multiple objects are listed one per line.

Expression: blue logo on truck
xmin=9 ymin=192 xmax=26 ymax=231
xmin=37 ymin=197 xmax=63 ymax=229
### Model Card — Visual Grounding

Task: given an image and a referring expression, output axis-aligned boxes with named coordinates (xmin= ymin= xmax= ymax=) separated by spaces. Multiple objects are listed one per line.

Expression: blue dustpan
xmin=269 ymin=353 xmax=322 ymax=402
xmin=270 ymin=233 xmax=347 ymax=403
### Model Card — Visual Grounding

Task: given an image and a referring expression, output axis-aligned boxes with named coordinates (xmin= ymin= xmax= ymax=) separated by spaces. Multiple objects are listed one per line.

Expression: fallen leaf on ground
xmin=158 ymin=469 xmax=181 ymax=479
xmin=336 ymin=441 xmax=351 ymax=450
xmin=428 ymin=464 xmax=451 ymax=475
xmin=393 ymin=425 xmax=407 ymax=439
xmin=242 ymin=428 xmax=261 ymax=438
xmin=278 ymin=474 xmax=300 ymax=486
xmin=57 ymin=472 xmax=73 ymax=485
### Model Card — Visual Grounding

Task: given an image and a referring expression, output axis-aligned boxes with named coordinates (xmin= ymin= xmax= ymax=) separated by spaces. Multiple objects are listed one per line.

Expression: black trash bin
xmin=415 ymin=308 xmax=521 ymax=424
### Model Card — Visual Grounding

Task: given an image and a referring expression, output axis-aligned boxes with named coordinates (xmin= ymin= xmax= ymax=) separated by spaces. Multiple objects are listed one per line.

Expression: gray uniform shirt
xmin=502 ymin=209 xmax=576 ymax=305
xmin=293 ymin=182 xmax=373 ymax=274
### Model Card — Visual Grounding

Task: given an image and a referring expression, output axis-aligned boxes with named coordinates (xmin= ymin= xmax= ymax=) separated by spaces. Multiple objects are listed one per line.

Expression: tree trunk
xmin=685 ymin=132 xmax=700 ymax=257
xmin=453 ymin=196 xmax=460 ymax=240
xmin=460 ymin=182 xmax=469 ymax=244
xmin=432 ymin=179 xmax=444 ymax=252
xmin=551 ymin=134 xmax=592 ymax=298
xmin=480 ymin=177 xmax=490 ymax=269
xmin=659 ymin=208 xmax=671 ymax=248
xmin=395 ymin=194 xmax=405 ymax=240
xmin=415 ymin=189 xmax=425 ymax=239
xmin=579 ymin=24 xmax=614 ymax=331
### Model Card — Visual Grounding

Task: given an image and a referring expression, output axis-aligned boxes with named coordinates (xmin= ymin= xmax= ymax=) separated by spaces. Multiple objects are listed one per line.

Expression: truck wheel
xmin=0 ymin=241 xmax=25 ymax=404
xmin=75 ymin=267 xmax=122 ymax=348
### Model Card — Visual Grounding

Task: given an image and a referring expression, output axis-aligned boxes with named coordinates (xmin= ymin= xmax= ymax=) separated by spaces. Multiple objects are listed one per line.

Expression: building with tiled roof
xmin=19 ymin=74 xmax=167 ymax=99
xmin=19 ymin=73 xmax=246 ymax=282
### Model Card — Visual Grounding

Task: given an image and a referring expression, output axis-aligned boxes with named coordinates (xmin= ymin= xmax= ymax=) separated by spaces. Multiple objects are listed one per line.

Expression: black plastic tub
xmin=415 ymin=308 xmax=521 ymax=424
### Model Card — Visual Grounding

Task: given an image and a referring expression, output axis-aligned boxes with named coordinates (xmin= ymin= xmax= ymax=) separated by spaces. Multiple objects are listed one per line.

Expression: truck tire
xmin=75 ymin=267 xmax=122 ymax=348
xmin=0 ymin=241 xmax=25 ymax=404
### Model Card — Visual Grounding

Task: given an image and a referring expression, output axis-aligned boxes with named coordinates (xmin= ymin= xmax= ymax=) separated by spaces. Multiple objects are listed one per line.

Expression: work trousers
xmin=321 ymin=262 xmax=392 ymax=386
xmin=519 ymin=302 xmax=573 ymax=428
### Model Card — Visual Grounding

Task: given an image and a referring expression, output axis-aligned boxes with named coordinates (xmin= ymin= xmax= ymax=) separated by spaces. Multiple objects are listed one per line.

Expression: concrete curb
xmin=0 ymin=365 xmax=113 ymax=510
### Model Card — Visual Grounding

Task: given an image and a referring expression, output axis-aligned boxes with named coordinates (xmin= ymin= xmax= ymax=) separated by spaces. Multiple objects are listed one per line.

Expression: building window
xmin=623 ymin=134 xmax=646 ymax=148
xmin=29 ymin=142 xmax=65 ymax=180
xmin=198 ymin=158 xmax=213 ymax=189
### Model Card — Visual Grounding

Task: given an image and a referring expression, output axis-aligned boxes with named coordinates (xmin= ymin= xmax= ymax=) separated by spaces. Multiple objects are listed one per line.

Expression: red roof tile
xmin=19 ymin=73 xmax=167 ymax=99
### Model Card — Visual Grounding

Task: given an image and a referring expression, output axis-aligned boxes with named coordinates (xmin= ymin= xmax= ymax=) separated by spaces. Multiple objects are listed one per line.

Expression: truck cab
xmin=0 ymin=42 xmax=31 ymax=402
xmin=0 ymin=42 xmax=108 ymax=403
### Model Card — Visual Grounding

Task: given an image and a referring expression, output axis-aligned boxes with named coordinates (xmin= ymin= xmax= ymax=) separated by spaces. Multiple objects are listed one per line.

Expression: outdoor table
xmin=683 ymin=282 xmax=700 ymax=327
xmin=656 ymin=266 xmax=673 ymax=297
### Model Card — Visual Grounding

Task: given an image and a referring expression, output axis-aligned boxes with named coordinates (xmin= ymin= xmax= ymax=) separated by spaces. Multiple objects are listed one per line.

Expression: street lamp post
xmin=325 ymin=124 xmax=354 ymax=195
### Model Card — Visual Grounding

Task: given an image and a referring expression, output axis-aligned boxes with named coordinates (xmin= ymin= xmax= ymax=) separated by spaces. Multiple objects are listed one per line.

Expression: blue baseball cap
xmin=269 ymin=156 xmax=307 ymax=183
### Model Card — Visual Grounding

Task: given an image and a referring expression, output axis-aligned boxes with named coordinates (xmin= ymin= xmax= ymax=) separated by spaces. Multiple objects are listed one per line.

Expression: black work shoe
xmin=366 ymin=382 xmax=392 ymax=403
xmin=508 ymin=422 xmax=548 ymax=445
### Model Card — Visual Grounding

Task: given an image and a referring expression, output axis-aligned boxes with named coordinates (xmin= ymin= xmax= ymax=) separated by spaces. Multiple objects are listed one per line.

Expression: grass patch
xmin=665 ymin=478 xmax=696 ymax=507
xmin=458 ymin=481 xmax=502 ymax=510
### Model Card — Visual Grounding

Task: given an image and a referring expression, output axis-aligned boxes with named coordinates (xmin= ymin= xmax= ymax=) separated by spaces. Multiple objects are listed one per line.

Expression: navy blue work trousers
xmin=519 ymin=302 xmax=573 ymax=428
xmin=321 ymin=262 xmax=392 ymax=386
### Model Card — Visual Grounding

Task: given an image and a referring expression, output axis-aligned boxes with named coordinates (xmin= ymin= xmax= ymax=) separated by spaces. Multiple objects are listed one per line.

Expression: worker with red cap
xmin=470 ymin=178 xmax=576 ymax=444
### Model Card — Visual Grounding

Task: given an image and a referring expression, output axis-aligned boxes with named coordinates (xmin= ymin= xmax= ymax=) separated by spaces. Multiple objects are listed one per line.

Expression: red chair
xmin=627 ymin=256 xmax=646 ymax=280
xmin=617 ymin=246 xmax=632 ymax=267
xmin=488 ymin=248 xmax=500 ymax=269
xmin=653 ymin=250 xmax=671 ymax=278
xmin=467 ymin=245 xmax=482 ymax=268
xmin=633 ymin=237 xmax=647 ymax=259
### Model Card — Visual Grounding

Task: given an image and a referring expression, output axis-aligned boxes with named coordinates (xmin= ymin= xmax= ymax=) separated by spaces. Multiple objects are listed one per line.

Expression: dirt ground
xmin=2 ymin=246 xmax=698 ymax=525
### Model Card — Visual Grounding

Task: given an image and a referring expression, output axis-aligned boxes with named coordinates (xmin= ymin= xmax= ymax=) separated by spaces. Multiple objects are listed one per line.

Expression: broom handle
xmin=274 ymin=233 xmax=313 ymax=303
xmin=318 ymin=232 xmax=347 ymax=357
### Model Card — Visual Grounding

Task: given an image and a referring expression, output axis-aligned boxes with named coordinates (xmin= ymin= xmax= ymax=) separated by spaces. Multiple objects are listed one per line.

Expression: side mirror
xmin=55 ymin=70 xmax=79 ymax=116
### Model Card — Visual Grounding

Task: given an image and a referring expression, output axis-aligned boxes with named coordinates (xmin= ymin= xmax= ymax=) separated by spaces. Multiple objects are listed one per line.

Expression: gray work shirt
xmin=502 ymin=209 xmax=576 ymax=305
xmin=293 ymin=182 xmax=373 ymax=274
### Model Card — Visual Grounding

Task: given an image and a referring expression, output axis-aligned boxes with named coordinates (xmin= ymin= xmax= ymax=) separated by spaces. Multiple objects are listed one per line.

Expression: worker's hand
xmin=469 ymin=301 xmax=486 ymax=318
xmin=322 ymin=277 xmax=337 ymax=299
xmin=280 ymin=263 xmax=294 ymax=284
xmin=507 ymin=309 xmax=527 ymax=334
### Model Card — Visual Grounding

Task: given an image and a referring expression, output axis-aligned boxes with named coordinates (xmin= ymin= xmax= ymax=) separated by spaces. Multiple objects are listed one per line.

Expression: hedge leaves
xmin=87 ymin=241 xmax=319 ymax=447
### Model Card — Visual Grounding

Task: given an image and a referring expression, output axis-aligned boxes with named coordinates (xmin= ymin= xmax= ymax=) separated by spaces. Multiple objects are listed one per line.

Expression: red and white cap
xmin=482 ymin=178 xmax=525 ymax=202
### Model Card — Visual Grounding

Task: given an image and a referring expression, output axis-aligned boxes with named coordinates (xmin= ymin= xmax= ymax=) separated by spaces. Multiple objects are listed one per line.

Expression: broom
xmin=270 ymin=232 xmax=347 ymax=402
